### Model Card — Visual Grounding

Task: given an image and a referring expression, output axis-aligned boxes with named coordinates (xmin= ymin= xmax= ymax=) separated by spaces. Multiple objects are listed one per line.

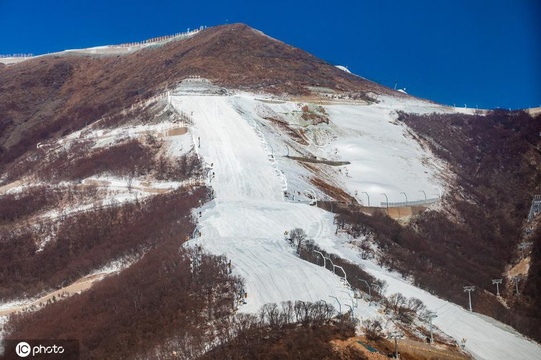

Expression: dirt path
xmin=333 ymin=336 xmax=470 ymax=360
xmin=399 ymin=338 xmax=471 ymax=359
xmin=333 ymin=337 xmax=389 ymax=359
xmin=0 ymin=272 xmax=114 ymax=317
xmin=0 ymin=180 xmax=23 ymax=195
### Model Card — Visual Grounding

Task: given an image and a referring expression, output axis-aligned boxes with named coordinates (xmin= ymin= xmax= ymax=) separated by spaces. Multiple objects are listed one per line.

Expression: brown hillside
xmin=0 ymin=23 xmax=394 ymax=175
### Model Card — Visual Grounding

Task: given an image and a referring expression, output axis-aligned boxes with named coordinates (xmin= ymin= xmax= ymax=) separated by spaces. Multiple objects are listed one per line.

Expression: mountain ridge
xmin=0 ymin=23 xmax=399 ymax=174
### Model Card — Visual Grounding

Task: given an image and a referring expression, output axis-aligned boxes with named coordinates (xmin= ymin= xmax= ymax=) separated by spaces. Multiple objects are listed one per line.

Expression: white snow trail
xmin=173 ymin=95 xmax=352 ymax=312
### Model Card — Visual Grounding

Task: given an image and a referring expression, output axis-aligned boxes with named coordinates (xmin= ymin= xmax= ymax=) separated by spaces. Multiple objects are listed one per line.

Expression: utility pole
xmin=329 ymin=295 xmax=341 ymax=314
xmin=334 ymin=265 xmax=347 ymax=284
xmin=326 ymin=256 xmax=336 ymax=274
xmin=344 ymin=303 xmax=353 ymax=316
xmin=389 ymin=331 xmax=404 ymax=359
xmin=314 ymin=250 xmax=326 ymax=268
xmin=381 ymin=193 xmax=389 ymax=209
xmin=426 ymin=311 xmax=437 ymax=344
xmin=362 ymin=192 xmax=370 ymax=206
xmin=513 ymin=276 xmax=521 ymax=296
xmin=492 ymin=279 xmax=502 ymax=297
xmin=464 ymin=286 xmax=475 ymax=312
xmin=518 ymin=242 xmax=532 ymax=259
xmin=419 ymin=190 xmax=427 ymax=203
xmin=341 ymin=290 xmax=357 ymax=309
xmin=400 ymin=192 xmax=408 ymax=205
xmin=356 ymin=278 xmax=371 ymax=299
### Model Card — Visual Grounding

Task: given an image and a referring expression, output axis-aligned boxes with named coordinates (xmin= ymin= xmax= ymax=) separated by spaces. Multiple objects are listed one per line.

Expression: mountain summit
xmin=0 ymin=23 xmax=393 ymax=169
xmin=151 ymin=23 xmax=391 ymax=94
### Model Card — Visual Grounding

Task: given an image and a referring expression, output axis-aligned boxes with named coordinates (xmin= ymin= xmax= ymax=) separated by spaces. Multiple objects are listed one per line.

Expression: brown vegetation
xmin=198 ymin=301 xmax=360 ymax=360
xmin=0 ymin=185 xmax=62 ymax=225
xmin=4 ymin=241 xmax=242 ymax=360
xmin=267 ymin=118 xmax=310 ymax=145
xmin=287 ymin=155 xmax=350 ymax=166
xmin=0 ymin=187 xmax=208 ymax=300
xmin=301 ymin=104 xmax=330 ymax=125
xmin=312 ymin=177 xmax=357 ymax=204
xmin=6 ymin=135 xmax=202 ymax=183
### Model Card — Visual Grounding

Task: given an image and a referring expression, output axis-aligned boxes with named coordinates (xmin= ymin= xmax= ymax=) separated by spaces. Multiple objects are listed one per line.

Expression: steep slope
xmin=0 ymin=23 xmax=393 ymax=177
xmin=397 ymin=110 xmax=541 ymax=340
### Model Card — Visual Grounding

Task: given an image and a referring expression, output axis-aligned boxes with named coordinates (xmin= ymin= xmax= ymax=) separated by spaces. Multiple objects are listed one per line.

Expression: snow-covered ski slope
xmin=173 ymin=88 xmax=541 ymax=360
xmin=173 ymin=94 xmax=350 ymax=311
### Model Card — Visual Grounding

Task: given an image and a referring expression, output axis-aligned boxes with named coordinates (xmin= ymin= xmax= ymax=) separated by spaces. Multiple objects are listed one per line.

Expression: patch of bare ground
xmin=507 ymin=256 xmax=531 ymax=278
xmin=398 ymin=339 xmax=471 ymax=360
xmin=527 ymin=107 xmax=541 ymax=116
xmin=0 ymin=179 xmax=24 ymax=195
xmin=301 ymin=104 xmax=329 ymax=125
xmin=311 ymin=176 xmax=356 ymax=204
xmin=386 ymin=206 xmax=413 ymax=220
xmin=345 ymin=205 xmax=428 ymax=220
xmin=266 ymin=117 xmax=309 ymax=145
xmin=332 ymin=338 xmax=387 ymax=359
xmin=0 ymin=271 xmax=113 ymax=317
xmin=163 ymin=126 xmax=188 ymax=136
xmin=286 ymin=155 xmax=350 ymax=166
xmin=333 ymin=336 xmax=471 ymax=360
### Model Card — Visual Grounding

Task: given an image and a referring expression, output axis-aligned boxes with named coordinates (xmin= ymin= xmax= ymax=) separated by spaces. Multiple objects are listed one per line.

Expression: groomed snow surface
xmin=173 ymin=88 xmax=541 ymax=360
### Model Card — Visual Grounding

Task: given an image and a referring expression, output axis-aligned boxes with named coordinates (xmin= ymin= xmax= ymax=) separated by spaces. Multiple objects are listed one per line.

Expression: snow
xmin=174 ymin=94 xmax=352 ymax=312
xmin=90 ymin=255 xmax=140 ymax=275
xmin=63 ymin=121 xmax=189 ymax=149
xmin=223 ymin=94 xmax=447 ymax=204
xmin=0 ymin=299 xmax=27 ymax=312
xmin=322 ymin=102 xmax=443 ymax=204
xmin=336 ymin=65 xmax=351 ymax=73
xmin=0 ymin=29 xmax=202 ymax=65
xmin=0 ymin=56 xmax=32 ymax=65
xmin=171 ymin=89 xmax=541 ymax=360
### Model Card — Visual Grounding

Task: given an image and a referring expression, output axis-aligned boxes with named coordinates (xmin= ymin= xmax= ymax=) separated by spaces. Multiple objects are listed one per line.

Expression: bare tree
xmin=363 ymin=319 xmax=383 ymax=340
xmin=289 ymin=228 xmax=307 ymax=255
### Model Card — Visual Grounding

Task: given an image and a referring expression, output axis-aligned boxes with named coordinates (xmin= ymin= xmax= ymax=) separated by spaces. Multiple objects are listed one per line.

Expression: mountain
xmin=0 ymin=23 xmax=395 ymax=173
xmin=1 ymin=24 xmax=541 ymax=360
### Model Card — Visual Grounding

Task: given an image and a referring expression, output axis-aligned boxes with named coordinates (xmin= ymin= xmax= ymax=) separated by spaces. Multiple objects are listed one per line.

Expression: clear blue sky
xmin=1 ymin=0 xmax=539 ymax=109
